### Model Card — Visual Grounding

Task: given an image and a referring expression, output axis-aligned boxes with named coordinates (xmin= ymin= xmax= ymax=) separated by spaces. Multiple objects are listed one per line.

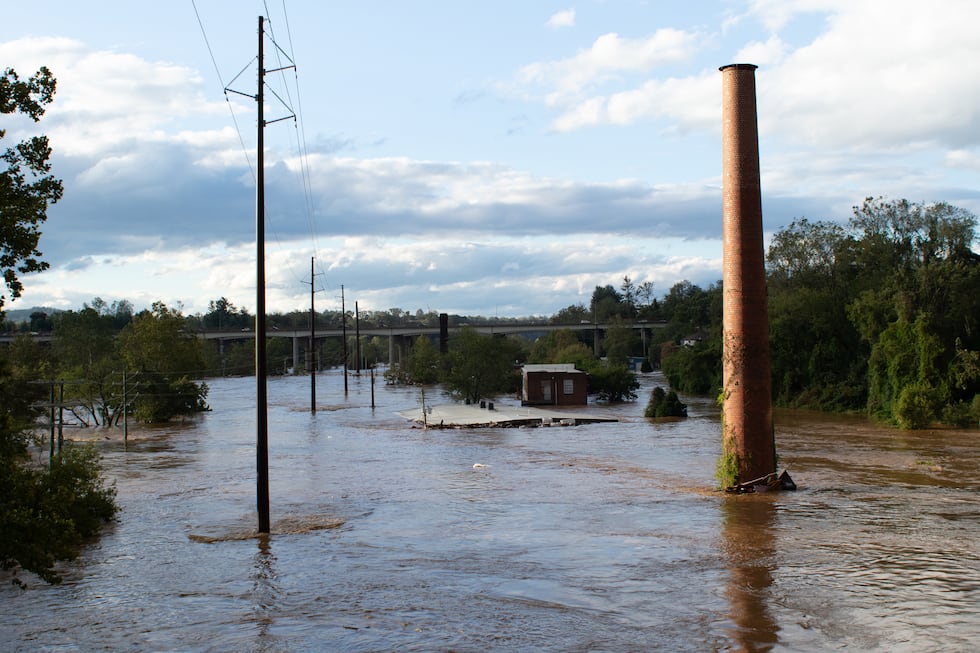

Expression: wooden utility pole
xmin=355 ymin=301 xmax=361 ymax=374
xmin=255 ymin=15 xmax=270 ymax=534
xmin=224 ymin=15 xmax=295 ymax=532
xmin=307 ymin=256 xmax=317 ymax=414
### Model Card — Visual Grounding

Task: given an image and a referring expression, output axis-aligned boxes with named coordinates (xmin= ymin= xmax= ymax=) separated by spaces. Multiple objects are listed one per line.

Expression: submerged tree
xmin=118 ymin=302 xmax=209 ymax=422
xmin=644 ymin=386 xmax=688 ymax=418
xmin=443 ymin=328 xmax=523 ymax=403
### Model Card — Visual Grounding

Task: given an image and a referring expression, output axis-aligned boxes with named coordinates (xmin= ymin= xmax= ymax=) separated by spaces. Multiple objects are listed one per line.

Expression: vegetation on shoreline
xmin=655 ymin=198 xmax=980 ymax=429
xmin=2 ymin=66 xmax=117 ymax=586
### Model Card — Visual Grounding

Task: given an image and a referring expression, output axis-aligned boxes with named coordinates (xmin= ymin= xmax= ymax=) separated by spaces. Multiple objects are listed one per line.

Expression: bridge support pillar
xmin=292 ymin=336 xmax=301 ymax=372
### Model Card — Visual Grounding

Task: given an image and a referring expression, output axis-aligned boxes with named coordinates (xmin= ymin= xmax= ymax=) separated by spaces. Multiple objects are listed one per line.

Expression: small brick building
xmin=521 ymin=364 xmax=588 ymax=406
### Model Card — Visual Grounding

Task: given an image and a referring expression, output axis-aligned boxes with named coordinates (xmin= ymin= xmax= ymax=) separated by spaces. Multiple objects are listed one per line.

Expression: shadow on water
xmin=721 ymin=495 xmax=779 ymax=652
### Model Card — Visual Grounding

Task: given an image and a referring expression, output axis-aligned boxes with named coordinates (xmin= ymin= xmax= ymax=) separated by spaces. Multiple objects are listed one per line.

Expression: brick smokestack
xmin=719 ymin=63 xmax=775 ymax=484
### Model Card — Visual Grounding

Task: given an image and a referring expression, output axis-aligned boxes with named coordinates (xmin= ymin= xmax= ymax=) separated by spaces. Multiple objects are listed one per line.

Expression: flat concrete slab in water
xmin=396 ymin=402 xmax=618 ymax=428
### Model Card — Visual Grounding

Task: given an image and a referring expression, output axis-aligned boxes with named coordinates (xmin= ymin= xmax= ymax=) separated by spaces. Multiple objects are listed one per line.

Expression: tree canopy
xmin=0 ymin=67 xmax=63 ymax=311
xmin=1 ymin=68 xmax=117 ymax=586
xmin=658 ymin=197 xmax=980 ymax=428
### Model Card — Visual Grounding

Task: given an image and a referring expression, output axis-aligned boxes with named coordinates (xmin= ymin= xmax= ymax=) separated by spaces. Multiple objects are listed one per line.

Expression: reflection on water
xmin=722 ymin=496 xmax=778 ymax=652
xmin=1 ymin=372 xmax=978 ymax=651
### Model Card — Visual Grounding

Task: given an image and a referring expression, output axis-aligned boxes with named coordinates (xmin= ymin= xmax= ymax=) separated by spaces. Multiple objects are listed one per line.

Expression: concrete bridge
xmin=201 ymin=321 xmax=665 ymax=370
xmin=0 ymin=321 xmax=665 ymax=370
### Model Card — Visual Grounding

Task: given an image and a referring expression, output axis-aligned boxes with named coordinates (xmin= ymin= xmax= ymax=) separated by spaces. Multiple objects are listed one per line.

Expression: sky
xmin=3 ymin=0 xmax=979 ymax=318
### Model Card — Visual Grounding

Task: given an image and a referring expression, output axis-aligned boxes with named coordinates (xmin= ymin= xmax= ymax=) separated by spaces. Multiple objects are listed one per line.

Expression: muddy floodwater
xmin=2 ymin=371 xmax=978 ymax=651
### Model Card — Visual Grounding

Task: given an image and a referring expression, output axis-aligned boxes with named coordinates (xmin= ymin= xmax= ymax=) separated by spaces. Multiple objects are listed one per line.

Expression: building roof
xmin=521 ymin=363 xmax=584 ymax=374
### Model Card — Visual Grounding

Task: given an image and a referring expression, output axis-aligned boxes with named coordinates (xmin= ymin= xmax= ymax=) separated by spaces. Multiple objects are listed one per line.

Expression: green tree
xmin=117 ymin=302 xmax=208 ymax=422
xmin=443 ymin=328 xmax=523 ymax=403
xmin=620 ymin=275 xmax=638 ymax=318
xmin=1 ymin=439 xmax=117 ymax=586
xmin=587 ymin=365 xmax=639 ymax=402
xmin=661 ymin=338 xmax=722 ymax=395
xmin=52 ymin=306 xmax=122 ymax=427
xmin=1 ymin=67 xmax=63 ymax=310
xmin=202 ymin=297 xmax=251 ymax=330
xmin=550 ymin=303 xmax=590 ymax=325
xmin=644 ymin=386 xmax=687 ymax=418
xmin=528 ymin=329 xmax=594 ymax=369
xmin=602 ymin=320 xmax=640 ymax=366
xmin=0 ymin=354 xmax=117 ymax=585
xmin=766 ymin=198 xmax=979 ymax=425
xmin=591 ymin=284 xmax=625 ymax=322
xmin=405 ymin=335 xmax=442 ymax=385
xmin=0 ymin=67 xmax=117 ymax=586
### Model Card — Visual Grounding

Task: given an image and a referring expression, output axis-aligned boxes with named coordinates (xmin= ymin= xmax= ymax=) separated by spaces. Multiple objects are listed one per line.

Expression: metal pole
xmin=310 ymin=256 xmax=316 ymax=414
xmin=256 ymin=15 xmax=271 ymax=534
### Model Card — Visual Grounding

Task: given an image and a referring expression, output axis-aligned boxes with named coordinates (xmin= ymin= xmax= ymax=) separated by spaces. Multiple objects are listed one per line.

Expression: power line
xmin=191 ymin=0 xmax=256 ymax=182
xmin=191 ymin=1 xmax=329 ymax=308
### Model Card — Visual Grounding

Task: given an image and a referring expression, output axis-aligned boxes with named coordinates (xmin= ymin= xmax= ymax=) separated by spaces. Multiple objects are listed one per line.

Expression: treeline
xmin=3 ymin=301 xmax=209 ymax=428
xmin=659 ymin=198 xmax=980 ymax=428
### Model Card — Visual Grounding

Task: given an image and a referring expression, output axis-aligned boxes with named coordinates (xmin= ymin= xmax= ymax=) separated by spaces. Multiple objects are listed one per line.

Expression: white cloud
xmin=945 ymin=149 xmax=980 ymax=171
xmin=734 ymin=34 xmax=787 ymax=66
xmin=761 ymin=0 xmax=980 ymax=151
xmin=547 ymin=9 xmax=576 ymax=29
xmin=515 ymin=29 xmax=699 ymax=106
xmin=17 ymin=231 xmax=726 ymax=318
xmin=553 ymin=72 xmax=717 ymax=132
xmin=0 ymin=37 xmax=228 ymax=160
xmin=741 ymin=0 xmax=843 ymax=32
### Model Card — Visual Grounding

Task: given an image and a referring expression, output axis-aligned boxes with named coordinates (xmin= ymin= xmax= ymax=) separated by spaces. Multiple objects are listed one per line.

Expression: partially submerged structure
xmin=719 ymin=63 xmax=780 ymax=490
xmin=521 ymin=364 xmax=588 ymax=407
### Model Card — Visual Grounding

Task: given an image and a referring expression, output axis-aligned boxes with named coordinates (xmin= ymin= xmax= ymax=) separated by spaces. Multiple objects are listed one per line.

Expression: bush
xmin=895 ymin=381 xmax=937 ymax=429
xmin=644 ymin=386 xmax=687 ymax=418
xmin=1 ymin=442 xmax=117 ymax=585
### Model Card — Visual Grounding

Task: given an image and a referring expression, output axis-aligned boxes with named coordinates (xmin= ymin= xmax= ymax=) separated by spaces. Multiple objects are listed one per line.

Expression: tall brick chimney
xmin=719 ymin=63 xmax=775 ymax=485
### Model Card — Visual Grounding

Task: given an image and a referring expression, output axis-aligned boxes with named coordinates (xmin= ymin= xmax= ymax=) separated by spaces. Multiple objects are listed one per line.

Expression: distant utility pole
xmin=355 ymin=301 xmax=361 ymax=374
xmin=304 ymin=256 xmax=321 ymax=414
xmin=341 ymin=285 xmax=349 ymax=395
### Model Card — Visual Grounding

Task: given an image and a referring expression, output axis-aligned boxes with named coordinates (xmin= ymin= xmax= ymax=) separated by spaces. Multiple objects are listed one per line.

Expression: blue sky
xmin=3 ymin=0 xmax=979 ymax=318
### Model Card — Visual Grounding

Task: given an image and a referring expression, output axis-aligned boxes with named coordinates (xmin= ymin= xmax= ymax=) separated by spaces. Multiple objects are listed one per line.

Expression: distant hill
xmin=1 ymin=306 xmax=64 ymax=324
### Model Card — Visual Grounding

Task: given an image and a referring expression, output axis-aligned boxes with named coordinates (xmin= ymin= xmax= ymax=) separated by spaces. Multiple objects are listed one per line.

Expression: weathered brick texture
xmin=720 ymin=63 xmax=775 ymax=482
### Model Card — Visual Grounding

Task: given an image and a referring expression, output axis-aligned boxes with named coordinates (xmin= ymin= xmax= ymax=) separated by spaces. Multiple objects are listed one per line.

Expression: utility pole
xmin=226 ymin=15 xmax=295 ymax=533
xmin=255 ymin=15 xmax=270 ymax=534
xmin=341 ymin=285 xmax=349 ymax=395
xmin=304 ymin=256 xmax=319 ymax=414
xmin=355 ymin=301 xmax=361 ymax=374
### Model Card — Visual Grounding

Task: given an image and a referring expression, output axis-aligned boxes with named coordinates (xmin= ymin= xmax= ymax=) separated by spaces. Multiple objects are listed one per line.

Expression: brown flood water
xmin=1 ymin=372 xmax=977 ymax=651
